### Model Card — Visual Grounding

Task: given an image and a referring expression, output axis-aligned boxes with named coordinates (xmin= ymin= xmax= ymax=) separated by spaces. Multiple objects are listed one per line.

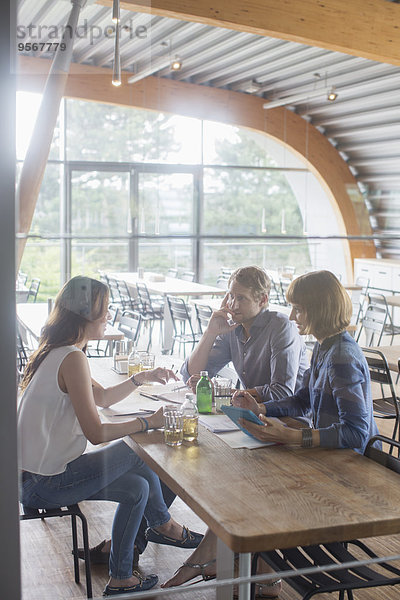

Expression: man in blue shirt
xmin=181 ymin=266 xmax=309 ymax=402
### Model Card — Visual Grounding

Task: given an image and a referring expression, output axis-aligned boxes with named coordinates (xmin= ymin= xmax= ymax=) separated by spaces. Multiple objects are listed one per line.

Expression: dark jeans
xmin=135 ymin=481 xmax=176 ymax=554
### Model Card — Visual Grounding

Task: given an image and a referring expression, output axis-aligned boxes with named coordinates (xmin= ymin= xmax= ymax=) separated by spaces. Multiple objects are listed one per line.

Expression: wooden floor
xmin=20 ymin=493 xmax=400 ymax=600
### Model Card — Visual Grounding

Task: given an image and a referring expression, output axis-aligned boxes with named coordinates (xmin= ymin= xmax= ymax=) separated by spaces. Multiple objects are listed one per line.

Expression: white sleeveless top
xmin=18 ymin=345 xmax=87 ymax=475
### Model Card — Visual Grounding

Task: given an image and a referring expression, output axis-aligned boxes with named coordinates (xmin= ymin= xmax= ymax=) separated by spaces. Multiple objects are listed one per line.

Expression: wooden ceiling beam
xmin=96 ymin=0 xmax=400 ymax=66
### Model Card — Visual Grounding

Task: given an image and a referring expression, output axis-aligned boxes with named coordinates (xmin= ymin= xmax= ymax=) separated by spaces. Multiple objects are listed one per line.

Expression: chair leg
xmin=76 ymin=511 xmax=93 ymax=598
xmin=71 ymin=513 xmax=80 ymax=584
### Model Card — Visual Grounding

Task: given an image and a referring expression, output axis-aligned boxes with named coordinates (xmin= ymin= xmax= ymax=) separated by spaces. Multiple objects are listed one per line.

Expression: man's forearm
xmin=187 ymin=330 xmax=217 ymax=375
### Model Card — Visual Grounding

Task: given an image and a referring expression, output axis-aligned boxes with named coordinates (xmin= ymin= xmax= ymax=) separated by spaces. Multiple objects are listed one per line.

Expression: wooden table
xmin=108 ymin=272 xmax=225 ymax=352
xmin=17 ymin=303 xmax=123 ymax=354
xmin=90 ymin=358 xmax=400 ymax=600
xmin=384 ymin=295 xmax=400 ymax=308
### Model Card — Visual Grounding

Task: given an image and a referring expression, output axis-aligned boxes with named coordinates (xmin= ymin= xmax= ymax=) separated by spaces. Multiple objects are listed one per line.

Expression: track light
xmin=112 ymin=24 xmax=121 ymax=86
xmin=112 ymin=0 xmax=120 ymax=23
xmin=170 ymin=56 xmax=182 ymax=71
xmin=327 ymin=87 xmax=338 ymax=101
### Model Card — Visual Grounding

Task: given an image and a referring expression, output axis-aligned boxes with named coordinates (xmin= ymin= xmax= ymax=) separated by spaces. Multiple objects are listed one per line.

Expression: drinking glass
xmin=141 ymin=353 xmax=155 ymax=371
xmin=213 ymin=377 xmax=232 ymax=412
xmin=163 ymin=405 xmax=184 ymax=447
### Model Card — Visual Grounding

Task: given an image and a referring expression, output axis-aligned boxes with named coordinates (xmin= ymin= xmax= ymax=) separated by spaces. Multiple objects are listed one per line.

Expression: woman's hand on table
xmin=134 ymin=367 xmax=179 ymax=386
xmin=232 ymin=390 xmax=265 ymax=416
xmin=147 ymin=406 xmax=165 ymax=430
xmin=239 ymin=414 xmax=299 ymax=445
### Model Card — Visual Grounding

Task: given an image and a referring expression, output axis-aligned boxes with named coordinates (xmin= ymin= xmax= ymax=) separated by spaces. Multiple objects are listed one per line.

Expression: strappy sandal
xmin=173 ymin=559 xmax=217 ymax=586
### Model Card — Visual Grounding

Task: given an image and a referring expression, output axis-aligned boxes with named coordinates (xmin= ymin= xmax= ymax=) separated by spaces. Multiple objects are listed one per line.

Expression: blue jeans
xmin=21 ymin=440 xmax=170 ymax=579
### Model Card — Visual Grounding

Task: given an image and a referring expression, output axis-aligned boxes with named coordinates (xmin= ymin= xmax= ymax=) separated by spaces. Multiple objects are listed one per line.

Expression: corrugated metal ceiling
xmin=17 ymin=0 xmax=400 ymax=255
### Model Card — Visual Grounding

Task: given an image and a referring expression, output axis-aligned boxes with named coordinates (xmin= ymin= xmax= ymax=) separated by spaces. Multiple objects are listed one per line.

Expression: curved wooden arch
xmin=18 ymin=58 xmax=376 ymax=272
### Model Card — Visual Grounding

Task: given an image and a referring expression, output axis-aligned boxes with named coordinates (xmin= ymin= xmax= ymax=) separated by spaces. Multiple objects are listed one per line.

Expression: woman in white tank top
xmin=18 ymin=276 xmax=203 ymax=596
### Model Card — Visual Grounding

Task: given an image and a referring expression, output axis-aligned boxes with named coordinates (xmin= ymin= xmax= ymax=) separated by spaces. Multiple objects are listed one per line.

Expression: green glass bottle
xmin=196 ymin=371 xmax=213 ymax=414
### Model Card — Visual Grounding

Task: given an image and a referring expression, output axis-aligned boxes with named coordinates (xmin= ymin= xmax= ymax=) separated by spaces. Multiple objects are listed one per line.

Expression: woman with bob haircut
xmin=233 ymin=269 xmax=380 ymax=453
xmin=18 ymin=276 xmax=202 ymax=597
xmin=162 ymin=271 xmax=379 ymax=596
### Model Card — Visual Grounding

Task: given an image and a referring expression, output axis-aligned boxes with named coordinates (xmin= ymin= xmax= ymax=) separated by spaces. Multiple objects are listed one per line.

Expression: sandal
xmin=169 ymin=559 xmax=217 ymax=586
xmin=255 ymin=578 xmax=282 ymax=598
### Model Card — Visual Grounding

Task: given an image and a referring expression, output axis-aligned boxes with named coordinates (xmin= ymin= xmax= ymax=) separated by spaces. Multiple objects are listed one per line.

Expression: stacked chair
xmin=167 ymin=295 xmax=201 ymax=356
xmin=357 ymin=292 xmax=400 ymax=346
xmin=136 ymin=282 xmax=164 ymax=350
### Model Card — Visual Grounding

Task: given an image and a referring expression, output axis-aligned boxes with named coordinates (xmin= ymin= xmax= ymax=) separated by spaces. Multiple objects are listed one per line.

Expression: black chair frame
xmin=251 ymin=435 xmax=400 ymax=600
xmin=21 ymin=503 xmax=92 ymax=598
xmin=362 ymin=347 xmax=400 ymax=449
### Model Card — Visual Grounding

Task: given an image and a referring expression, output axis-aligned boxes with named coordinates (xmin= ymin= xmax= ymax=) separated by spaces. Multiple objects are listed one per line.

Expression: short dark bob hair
xmin=286 ymin=270 xmax=352 ymax=340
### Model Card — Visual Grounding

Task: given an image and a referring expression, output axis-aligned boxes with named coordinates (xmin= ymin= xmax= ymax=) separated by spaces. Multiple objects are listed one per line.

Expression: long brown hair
xmin=20 ymin=276 xmax=109 ymax=391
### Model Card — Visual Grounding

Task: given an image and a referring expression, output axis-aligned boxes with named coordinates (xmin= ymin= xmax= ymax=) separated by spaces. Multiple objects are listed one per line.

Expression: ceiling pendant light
xmin=112 ymin=0 xmax=120 ymax=23
xmin=170 ymin=55 xmax=182 ymax=71
xmin=112 ymin=24 xmax=121 ymax=86
xmin=327 ymin=87 xmax=338 ymax=101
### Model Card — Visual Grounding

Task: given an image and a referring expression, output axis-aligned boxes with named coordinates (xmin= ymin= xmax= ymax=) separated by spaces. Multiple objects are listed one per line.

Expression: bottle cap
xmin=200 ymin=370 xmax=208 ymax=376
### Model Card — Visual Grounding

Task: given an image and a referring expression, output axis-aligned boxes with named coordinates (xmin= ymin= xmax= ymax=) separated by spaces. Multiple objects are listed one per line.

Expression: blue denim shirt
xmin=181 ymin=308 xmax=309 ymax=402
xmin=264 ymin=331 xmax=379 ymax=453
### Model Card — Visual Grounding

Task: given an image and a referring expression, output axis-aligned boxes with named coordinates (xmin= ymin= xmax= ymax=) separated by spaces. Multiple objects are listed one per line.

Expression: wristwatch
xmin=130 ymin=374 xmax=143 ymax=387
xmin=301 ymin=428 xmax=313 ymax=448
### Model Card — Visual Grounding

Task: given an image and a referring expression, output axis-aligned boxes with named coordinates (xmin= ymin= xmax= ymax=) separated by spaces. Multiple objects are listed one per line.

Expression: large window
xmin=17 ymin=93 xmax=347 ymax=297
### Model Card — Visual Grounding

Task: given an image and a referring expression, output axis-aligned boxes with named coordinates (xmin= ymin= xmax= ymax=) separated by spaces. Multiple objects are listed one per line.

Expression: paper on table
xmin=144 ymin=381 xmax=189 ymax=404
xmin=198 ymin=413 xmax=240 ymax=433
xmin=215 ymin=430 xmax=275 ymax=449
xmin=102 ymin=396 xmax=161 ymax=418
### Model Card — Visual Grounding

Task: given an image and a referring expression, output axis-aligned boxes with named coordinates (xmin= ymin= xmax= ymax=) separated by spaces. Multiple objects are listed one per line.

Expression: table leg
xmin=238 ymin=553 xmax=251 ymax=600
xmin=216 ymin=537 xmax=234 ymax=600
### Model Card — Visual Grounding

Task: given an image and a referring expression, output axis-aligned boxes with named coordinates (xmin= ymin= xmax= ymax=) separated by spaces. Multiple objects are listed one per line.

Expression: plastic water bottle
xmin=196 ymin=371 xmax=212 ymax=414
xmin=181 ymin=393 xmax=199 ymax=442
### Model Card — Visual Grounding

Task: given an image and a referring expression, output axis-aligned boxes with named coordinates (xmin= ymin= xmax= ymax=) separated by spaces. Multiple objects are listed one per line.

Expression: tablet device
xmin=220 ymin=405 xmax=264 ymax=439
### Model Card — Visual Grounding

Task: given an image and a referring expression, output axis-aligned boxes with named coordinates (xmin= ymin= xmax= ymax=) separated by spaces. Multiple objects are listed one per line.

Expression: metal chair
xmin=167 ymin=268 xmax=178 ymax=278
xmin=136 ymin=282 xmax=164 ymax=350
xmin=166 ymin=295 xmax=201 ymax=356
xmin=86 ymin=306 xmax=120 ymax=358
xmin=251 ymin=435 xmax=400 ymax=600
xmin=362 ymin=348 xmax=400 ymax=448
xmin=16 ymin=331 xmax=29 ymax=382
xmin=18 ymin=271 xmax=28 ymax=285
xmin=216 ymin=274 xmax=230 ymax=290
xmin=116 ymin=279 xmax=139 ymax=312
xmin=27 ymin=278 xmax=40 ymax=302
xmin=180 ymin=270 xmax=195 ymax=282
xmin=357 ymin=293 xmax=400 ymax=346
xmin=195 ymin=303 xmax=213 ymax=334
xmin=118 ymin=310 xmax=142 ymax=345
xmin=20 ymin=502 xmax=92 ymax=598
xmin=107 ymin=276 xmax=124 ymax=308
xmin=354 ymin=276 xmax=370 ymax=322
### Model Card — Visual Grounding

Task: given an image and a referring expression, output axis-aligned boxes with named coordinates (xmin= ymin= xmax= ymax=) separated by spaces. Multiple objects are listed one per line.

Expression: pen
xmin=139 ymin=391 xmax=161 ymax=401
xmin=110 ymin=410 xmax=156 ymax=417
